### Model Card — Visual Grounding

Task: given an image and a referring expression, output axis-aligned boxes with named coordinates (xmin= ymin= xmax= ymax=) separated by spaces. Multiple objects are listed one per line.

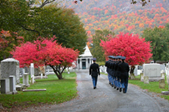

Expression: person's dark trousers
xmin=121 ymin=78 xmax=128 ymax=93
xmin=91 ymin=75 xmax=98 ymax=88
xmin=108 ymin=73 xmax=111 ymax=84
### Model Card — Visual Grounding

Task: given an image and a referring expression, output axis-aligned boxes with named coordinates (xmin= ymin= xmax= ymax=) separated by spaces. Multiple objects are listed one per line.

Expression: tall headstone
xmin=30 ymin=63 xmax=35 ymax=84
xmin=166 ymin=62 xmax=169 ymax=76
xmin=134 ymin=66 xmax=138 ymax=76
xmin=23 ymin=73 xmax=30 ymax=87
xmin=1 ymin=58 xmax=20 ymax=84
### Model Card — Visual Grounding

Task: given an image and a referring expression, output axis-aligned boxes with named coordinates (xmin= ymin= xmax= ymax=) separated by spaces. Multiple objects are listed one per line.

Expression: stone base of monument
xmin=149 ymin=77 xmax=164 ymax=82
xmin=34 ymin=76 xmax=48 ymax=79
xmin=23 ymin=89 xmax=46 ymax=92
xmin=161 ymin=91 xmax=169 ymax=95
xmin=16 ymin=84 xmax=25 ymax=91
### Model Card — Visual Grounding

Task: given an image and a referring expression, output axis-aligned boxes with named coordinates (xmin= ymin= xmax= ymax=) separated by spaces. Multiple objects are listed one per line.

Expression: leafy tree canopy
xmin=0 ymin=0 xmax=87 ymax=55
xmin=100 ymin=33 xmax=152 ymax=66
xmin=11 ymin=37 xmax=79 ymax=79
xmin=142 ymin=26 xmax=169 ymax=62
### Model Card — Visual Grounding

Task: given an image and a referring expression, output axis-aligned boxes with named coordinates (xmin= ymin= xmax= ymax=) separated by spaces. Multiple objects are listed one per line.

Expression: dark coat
xmin=89 ymin=63 xmax=100 ymax=77
xmin=114 ymin=61 xmax=121 ymax=77
xmin=118 ymin=62 xmax=129 ymax=78
xmin=105 ymin=60 xmax=111 ymax=74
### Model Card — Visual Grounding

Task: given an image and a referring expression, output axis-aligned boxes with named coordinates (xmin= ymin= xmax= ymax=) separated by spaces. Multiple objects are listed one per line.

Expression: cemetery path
xmin=22 ymin=70 xmax=169 ymax=112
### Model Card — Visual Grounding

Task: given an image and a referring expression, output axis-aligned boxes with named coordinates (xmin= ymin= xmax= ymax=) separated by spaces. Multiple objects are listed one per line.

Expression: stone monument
xmin=143 ymin=63 xmax=161 ymax=82
xmin=30 ymin=63 xmax=35 ymax=84
xmin=1 ymin=58 xmax=20 ymax=84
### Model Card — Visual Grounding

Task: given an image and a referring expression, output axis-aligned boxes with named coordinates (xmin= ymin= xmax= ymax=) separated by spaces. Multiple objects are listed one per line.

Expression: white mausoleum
xmin=77 ymin=45 xmax=93 ymax=69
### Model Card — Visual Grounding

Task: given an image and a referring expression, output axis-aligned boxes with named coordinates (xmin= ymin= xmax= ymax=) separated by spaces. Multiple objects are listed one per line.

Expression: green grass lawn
xmin=101 ymin=72 xmax=107 ymax=75
xmin=0 ymin=72 xmax=77 ymax=108
xmin=129 ymin=75 xmax=169 ymax=101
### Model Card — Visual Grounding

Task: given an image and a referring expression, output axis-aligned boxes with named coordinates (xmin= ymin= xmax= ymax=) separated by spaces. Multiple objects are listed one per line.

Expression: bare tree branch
xmin=39 ymin=0 xmax=56 ymax=8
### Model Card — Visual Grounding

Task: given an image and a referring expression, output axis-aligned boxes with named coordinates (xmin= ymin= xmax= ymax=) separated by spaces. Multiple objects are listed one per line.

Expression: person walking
xmin=105 ymin=56 xmax=112 ymax=85
xmin=89 ymin=58 xmax=100 ymax=89
xmin=118 ymin=56 xmax=129 ymax=93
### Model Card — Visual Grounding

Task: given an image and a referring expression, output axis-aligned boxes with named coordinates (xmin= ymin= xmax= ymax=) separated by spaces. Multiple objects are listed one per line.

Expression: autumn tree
xmin=100 ymin=33 xmax=152 ymax=78
xmin=11 ymin=37 xmax=79 ymax=79
xmin=142 ymin=26 xmax=169 ymax=62
xmin=91 ymin=29 xmax=115 ymax=62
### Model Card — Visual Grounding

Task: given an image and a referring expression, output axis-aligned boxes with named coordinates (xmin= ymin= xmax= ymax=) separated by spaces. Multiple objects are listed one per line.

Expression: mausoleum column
xmin=80 ymin=58 xmax=82 ymax=69
xmin=86 ymin=58 xmax=88 ymax=69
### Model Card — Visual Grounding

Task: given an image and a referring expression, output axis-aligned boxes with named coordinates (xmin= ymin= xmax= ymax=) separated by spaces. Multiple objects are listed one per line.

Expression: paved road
xmin=23 ymin=70 xmax=169 ymax=112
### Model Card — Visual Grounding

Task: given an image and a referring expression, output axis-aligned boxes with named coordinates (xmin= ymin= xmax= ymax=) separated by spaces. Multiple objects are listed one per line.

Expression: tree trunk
xmin=50 ymin=65 xmax=66 ymax=80
xmin=130 ymin=65 xmax=135 ymax=80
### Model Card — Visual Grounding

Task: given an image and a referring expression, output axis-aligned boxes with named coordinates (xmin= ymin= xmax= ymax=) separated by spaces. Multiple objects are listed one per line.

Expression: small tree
xmin=100 ymin=33 xmax=152 ymax=79
xmin=11 ymin=37 xmax=79 ymax=79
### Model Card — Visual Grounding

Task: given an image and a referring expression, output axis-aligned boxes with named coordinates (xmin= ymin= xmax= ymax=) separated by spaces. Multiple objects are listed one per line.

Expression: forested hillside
xmin=60 ymin=0 xmax=169 ymax=36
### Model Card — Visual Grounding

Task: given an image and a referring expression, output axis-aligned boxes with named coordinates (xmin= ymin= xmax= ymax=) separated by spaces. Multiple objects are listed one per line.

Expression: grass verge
xmin=129 ymin=75 xmax=169 ymax=101
xmin=0 ymin=72 xmax=77 ymax=108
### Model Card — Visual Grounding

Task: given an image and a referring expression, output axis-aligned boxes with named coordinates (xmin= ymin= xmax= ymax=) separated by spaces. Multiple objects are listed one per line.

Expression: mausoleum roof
xmin=79 ymin=45 xmax=93 ymax=57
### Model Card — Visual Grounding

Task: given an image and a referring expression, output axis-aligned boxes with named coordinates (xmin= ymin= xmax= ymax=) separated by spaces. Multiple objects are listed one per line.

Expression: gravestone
xmin=159 ymin=79 xmax=165 ymax=88
xmin=160 ymin=64 xmax=166 ymax=73
xmin=23 ymin=73 xmax=30 ymax=87
xmin=134 ymin=65 xmax=138 ymax=76
xmin=1 ymin=58 xmax=20 ymax=84
xmin=140 ymin=73 xmax=144 ymax=82
xmin=143 ymin=63 xmax=161 ymax=82
xmin=161 ymin=70 xmax=165 ymax=79
xmin=166 ymin=62 xmax=169 ymax=76
xmin=144 ymin=76 xmax=149 ymax=84
xmin=19 ymin=68 xmax=24 ymax=78
xmin=34 ymin=68 xmax=40 ymax=76
xmin=167 ymin=75 xmax=169 ymax=84
xmin=30 ymin=63 xmax=35 ymax=84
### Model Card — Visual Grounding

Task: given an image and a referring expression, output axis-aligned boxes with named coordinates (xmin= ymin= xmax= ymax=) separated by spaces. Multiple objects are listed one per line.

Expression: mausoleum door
xmin=82 ymin=59 xmax=86 ymax=69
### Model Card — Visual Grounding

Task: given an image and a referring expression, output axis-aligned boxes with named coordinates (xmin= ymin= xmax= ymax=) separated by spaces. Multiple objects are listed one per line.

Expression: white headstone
xmin=1 ymin=58 xmax=20 ymax=84
xmin=166 ymin=62 xmax=169 ymax=76
xmin=30 ymin=63 xmax=35 ymax=84
xmin=134 ymin=66 xmax=138 ymax=76
xmin=140 ymin=74 xmax=144 ymax=82
xmin=23 ymin=73 xmax=30 ymax=87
